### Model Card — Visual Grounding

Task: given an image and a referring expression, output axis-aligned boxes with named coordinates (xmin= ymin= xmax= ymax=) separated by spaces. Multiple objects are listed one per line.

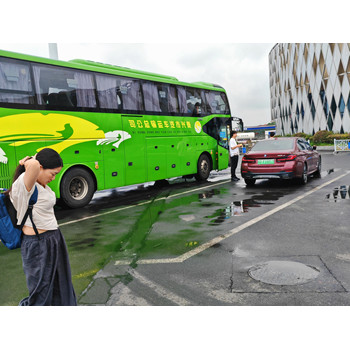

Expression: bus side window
xmin=96 ymin=74 xmax=121 ymax=110
xmin=0 ymin=57 xmax=34 ymax=105
xmin=176 ymin=86 xmax=187 ymax=115
xmin=205 ymin=91 xmax=229 ymax=115
xmin=168 ymin=85 xmax=179 ymax=114
xmin=119 ymin=78 xmax=144 ymax=112
xmin=74 ymin=71 xmax=96 ymax=109
xmin=142 ymin=81 xmax=161 ymax=113
xmin=157 ymin=83 xmax=169 ymax=114
xmin=185 ymin=87 xmax=202 ymax=117
xmin=200 ymin=90 xmax=207 ymax=115
xmin=203 ymin=91 xmax=212 ymax=113
xmin=47 ymin=92 xmax=59 ymax=105
xmin=33 ymin=64 xmax=96 ymax=110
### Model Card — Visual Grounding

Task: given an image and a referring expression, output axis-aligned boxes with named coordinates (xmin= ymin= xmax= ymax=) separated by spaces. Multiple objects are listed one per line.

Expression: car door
xmin=303 ymin=140 xmax=317 ymax=171
xmin=300 ymin=139 xmax=315 ymax=172
xmin=307 ymin=141 xmax=319 ymax=171
xmin=297 ymin=139 xmax=313 ymax=172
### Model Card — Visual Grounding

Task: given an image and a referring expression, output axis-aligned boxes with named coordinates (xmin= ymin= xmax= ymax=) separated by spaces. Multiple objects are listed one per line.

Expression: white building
xmin=269 ymin=43 xmax=350 ymax=135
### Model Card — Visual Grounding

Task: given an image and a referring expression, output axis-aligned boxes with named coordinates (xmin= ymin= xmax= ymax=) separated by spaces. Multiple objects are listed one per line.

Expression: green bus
xmin=0 ymin=49 xmax=240 ymax=208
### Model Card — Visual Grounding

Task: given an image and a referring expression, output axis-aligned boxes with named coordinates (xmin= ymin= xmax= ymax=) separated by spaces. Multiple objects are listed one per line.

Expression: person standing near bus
xmin=229 ymin=130 xmax=243 ymax=181
xmin=8 ymin=148 xmax=77 ymax=306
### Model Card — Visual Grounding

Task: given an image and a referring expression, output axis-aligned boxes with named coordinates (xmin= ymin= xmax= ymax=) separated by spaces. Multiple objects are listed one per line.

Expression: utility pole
xmin=48 ymin=43 xmax=58 ymax=60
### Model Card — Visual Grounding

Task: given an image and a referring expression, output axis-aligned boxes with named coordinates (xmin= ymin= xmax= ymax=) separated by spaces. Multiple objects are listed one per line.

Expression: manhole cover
xmin=248 ymin=260 xmax=320 ymax=285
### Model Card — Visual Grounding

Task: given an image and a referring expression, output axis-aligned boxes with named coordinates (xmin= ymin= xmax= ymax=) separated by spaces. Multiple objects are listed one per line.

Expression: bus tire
xmin=60 ymin=167 xmax=95 ymax=208
xmin=195 ymin=154 xmax=211 ymax=181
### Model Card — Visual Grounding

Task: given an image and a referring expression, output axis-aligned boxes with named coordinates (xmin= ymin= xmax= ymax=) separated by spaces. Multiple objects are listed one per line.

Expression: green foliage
xmin=310 ymin=130 xmax=334 ymax=144
xmin=325 ymin=133 xmax=350 ymax=142
xmin=293 ymin=132 xmax=312 ymax=140
xmin=258 ymin=130 xmax=349 ymax=145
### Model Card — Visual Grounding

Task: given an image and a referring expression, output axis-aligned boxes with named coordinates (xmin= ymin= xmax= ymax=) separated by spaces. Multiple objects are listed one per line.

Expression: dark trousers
xmin=20 ymin=228 xmax=77 ymax=306
xmin=230 ymin=155 xmax=239 ymax=179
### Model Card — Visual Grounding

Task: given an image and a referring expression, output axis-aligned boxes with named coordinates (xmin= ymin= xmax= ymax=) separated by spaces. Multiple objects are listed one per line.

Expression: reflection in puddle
xmin=325 ymin=185 xmax=350 ymax=201
xmin=179 ymin=214 xmax=196 ymax=222
xmin=66 ymin=184 xmax=288 ymax=290
xmin=70 ymin=237 xmax=97 ymax=248
xmin=198 ymin=189 xmax=221 ymax=199
xmin=111 ymin=188 xmax=227 ymax=268
xmin=205 ymin=193 xmax=284 ymax=226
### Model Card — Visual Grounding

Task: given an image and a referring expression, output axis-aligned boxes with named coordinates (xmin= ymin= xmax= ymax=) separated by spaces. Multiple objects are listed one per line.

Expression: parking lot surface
xmin=1 ymin=151 xmax=350 ymax=306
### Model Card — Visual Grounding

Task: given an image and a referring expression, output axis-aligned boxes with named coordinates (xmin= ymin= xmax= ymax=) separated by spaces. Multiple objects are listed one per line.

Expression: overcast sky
xmin=1 ymin=0 xmax=348 ymax=129
xmin=0 ymin=43 xmax=274 ymax=126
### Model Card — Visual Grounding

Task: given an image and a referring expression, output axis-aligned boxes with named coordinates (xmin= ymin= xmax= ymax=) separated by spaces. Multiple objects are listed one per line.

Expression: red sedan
xmin=241 ymin=137 xmax=321 ymax=186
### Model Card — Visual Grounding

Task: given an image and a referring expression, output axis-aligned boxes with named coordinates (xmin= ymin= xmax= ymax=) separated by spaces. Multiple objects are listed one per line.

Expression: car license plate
xmin=258 ymin=159 xmax=274 ymax=165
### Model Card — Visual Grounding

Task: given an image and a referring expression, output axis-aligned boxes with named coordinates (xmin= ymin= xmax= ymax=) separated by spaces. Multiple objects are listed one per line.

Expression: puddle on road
xmin=65 ymin=184 xmax=291 ymax=284
xmin=68 ymin=186 xmax=290 ymax=266
xmin=204 ymin=192 xmax=286 ymax=226
xmin=56 ymin=180 xmax=298 ymax=297
xmin=325 ymin=185 xmax=350 ymax=202
xmin=67 ymin=165 xmax=344 ymax=295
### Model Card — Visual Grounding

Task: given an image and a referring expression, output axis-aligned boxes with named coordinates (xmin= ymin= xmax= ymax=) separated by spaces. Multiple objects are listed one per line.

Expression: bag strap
xmin=19 ymin=186 xmax=40 ymax=238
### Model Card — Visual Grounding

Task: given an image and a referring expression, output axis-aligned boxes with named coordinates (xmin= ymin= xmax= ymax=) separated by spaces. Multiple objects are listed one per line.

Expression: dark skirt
xmin=19 ymin=228 xmax=77 ymax=306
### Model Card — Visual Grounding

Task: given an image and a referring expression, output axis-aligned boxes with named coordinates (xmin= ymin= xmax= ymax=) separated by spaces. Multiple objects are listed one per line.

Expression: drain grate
xmin=248 ymin=260 xmax=320 ymax=286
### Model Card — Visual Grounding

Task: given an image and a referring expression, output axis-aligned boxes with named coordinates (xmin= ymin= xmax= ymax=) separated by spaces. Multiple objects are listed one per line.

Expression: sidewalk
xmin=316 ymin=146 xmax=333 ymax=151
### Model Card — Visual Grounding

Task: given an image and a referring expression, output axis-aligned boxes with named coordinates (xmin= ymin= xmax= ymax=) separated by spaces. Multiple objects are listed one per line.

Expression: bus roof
xmin=69 ymin=58 xmax=179 ymax=82
xmin=0 ymin=49 xmax=225 ymax=91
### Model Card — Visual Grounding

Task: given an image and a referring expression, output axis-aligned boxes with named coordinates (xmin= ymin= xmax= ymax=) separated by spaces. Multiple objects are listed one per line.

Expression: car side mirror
xmin=312 ymin=145 xmax=317 ymax=150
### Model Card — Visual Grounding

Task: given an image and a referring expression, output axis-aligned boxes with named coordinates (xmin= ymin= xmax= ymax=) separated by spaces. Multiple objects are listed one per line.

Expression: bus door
xmin=217 ymin=119 xmax=231 ymax=170
xmin=146 ymin=138 xmax=167 ymax=181
xmin=122 ymin=116 xmax=147 ymax=186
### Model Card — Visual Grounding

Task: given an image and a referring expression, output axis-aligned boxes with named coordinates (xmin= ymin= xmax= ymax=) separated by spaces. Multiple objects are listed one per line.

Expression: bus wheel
xmin=195 ymin=154 xmax=211 ymax=181
xmin=60 ymin=167 xmax=95 ymax=208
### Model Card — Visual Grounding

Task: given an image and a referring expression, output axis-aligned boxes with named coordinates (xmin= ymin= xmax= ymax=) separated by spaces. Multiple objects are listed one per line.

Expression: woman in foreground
xmin=8 ymin=148 xmax=76 ymax=306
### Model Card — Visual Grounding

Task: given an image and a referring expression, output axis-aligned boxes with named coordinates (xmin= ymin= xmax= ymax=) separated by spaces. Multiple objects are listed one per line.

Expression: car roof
xmin=258 ymin=137 xmax=297 ymax=141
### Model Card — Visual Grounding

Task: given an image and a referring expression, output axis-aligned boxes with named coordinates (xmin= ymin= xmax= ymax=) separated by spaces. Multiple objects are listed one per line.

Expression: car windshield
xmin=251 ymin=139 xmax=294 ymax=151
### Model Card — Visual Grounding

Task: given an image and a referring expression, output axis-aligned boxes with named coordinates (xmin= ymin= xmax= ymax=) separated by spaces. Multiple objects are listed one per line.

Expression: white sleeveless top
xmin=10 ymin=173 xmax=58 ymax=230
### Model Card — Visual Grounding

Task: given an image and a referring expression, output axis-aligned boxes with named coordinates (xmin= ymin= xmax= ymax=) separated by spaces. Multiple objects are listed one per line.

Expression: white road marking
xmin=177 ymin=170 xmax=350 ymax=262
xmin=113 ymin=170 xmax=350 ymax=265
xmin=115 ymin=257 xmax=182 ymax=266
xmin=129 ymin=269 xmax=191 ymax=305
xmin=107 ymin=282 xmax=151 ymax=306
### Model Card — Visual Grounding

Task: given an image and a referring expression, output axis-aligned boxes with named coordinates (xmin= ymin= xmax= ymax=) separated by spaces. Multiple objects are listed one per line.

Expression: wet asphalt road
xmin=62 ymin=151 xmax=350 ymax=306
xmin=1 ymin=151 xmax=350 ymax=306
